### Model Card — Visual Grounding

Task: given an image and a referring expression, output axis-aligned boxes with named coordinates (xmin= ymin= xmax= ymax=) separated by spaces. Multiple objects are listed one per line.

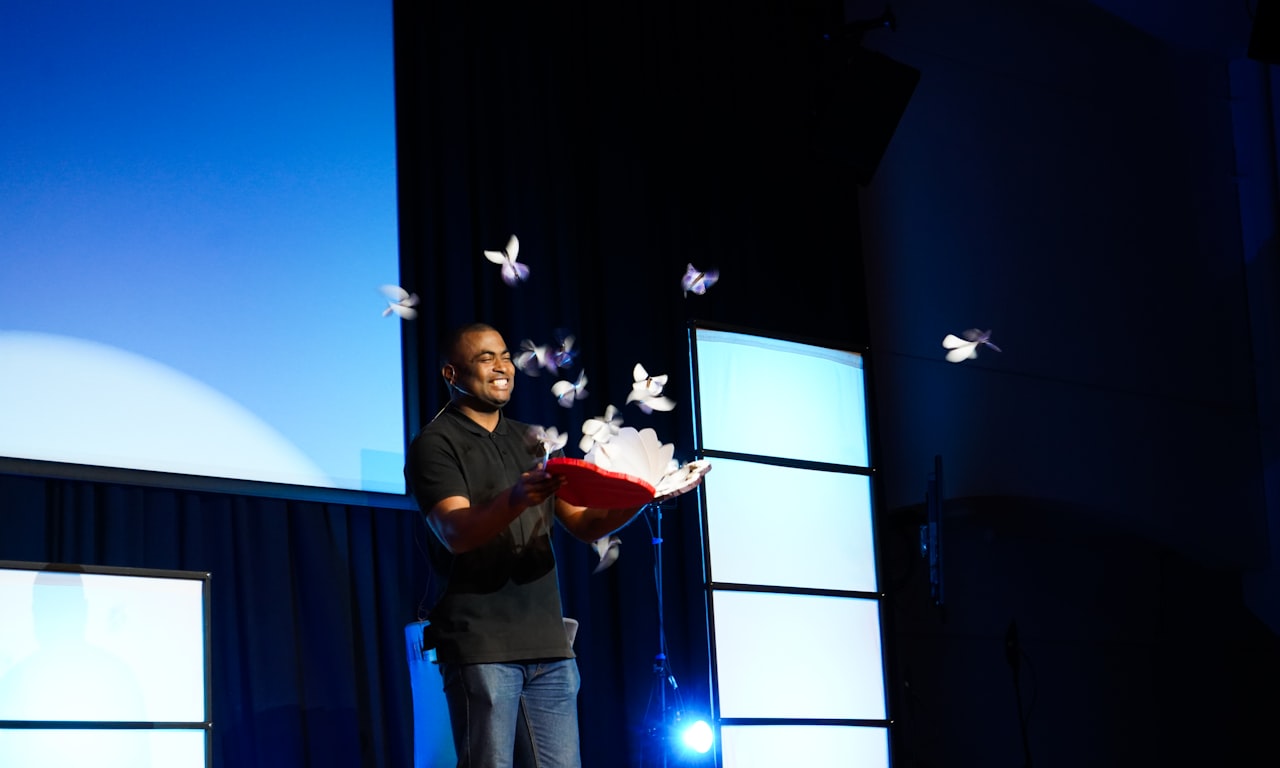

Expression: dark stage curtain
xmin=1 ymin=1 xmax=871 ymax=766
xmin=0 ymin=473 xmax=425 ymax=768
xmin=394 ymin=2 xmax=869 ymax=765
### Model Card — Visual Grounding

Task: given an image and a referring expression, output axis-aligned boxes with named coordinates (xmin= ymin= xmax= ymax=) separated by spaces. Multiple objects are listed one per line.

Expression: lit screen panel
xmin=694 ymin=329 xmax=868 ymax=467
xmin=703 ymin=458 xmax=877 ymax=592
xmin=0 ymin=567 xmax=207 ymax=723
xmin=719 ymin=724 xmax=889 ymax=768
xmin=711 ymin=591 xmax=886 ymax=720
xmin=0 ymin=728 xmax=206 ymax=768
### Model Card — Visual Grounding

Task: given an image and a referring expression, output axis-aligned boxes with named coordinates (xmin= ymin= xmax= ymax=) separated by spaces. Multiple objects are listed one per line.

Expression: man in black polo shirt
xmin=405 ymin=322 xmax=649 ymax=768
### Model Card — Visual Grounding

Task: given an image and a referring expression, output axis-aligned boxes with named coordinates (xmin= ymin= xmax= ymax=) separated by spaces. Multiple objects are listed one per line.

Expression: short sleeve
xmin=405 ymin=429 xmax=469 ymax=513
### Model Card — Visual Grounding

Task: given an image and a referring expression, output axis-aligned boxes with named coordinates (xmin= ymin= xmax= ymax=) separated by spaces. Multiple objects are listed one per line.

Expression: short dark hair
xmin=440 ymin=322 xmax=499 ymax=367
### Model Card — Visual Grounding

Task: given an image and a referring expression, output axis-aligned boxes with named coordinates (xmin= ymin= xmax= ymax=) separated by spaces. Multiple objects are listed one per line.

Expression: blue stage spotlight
xmin=678 ymin=718 xmax=714 ymax=755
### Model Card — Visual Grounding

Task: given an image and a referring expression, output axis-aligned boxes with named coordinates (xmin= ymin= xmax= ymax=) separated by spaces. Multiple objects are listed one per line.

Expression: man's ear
xmin=442 ymin=364 xmax=455 ymax=385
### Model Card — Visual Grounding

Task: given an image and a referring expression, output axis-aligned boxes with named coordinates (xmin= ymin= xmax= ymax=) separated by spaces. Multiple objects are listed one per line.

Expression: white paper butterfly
xmin=551 ymin=370 xmax=588 ymax=408
xmin=483 ymin=234 xmax=529 ymax=287
xmin=514 ymin=339 xmax=551 ymax=376
xmin=515 ymin=333 xmax=576 ymax=376
xmin=379 ymin=285 xmax=419 ymax=320
xmin=942 ymin=328 xmax=1002 ymax=363
xmin=527 ymin=425 xmax=568 ymax=462
xmin=591 ymin=534 xmax=621 ymax=574
xmin=681 ymin=263 xmax=719 ymax=297
xmin=653 ymin=459 xmax=712 ymax=501
xmin=626 ymin=363 xmax=676 ymax=413
xmin=547 ymin=332 xmax=577 ymax=374
xmin=579 ymin=404 xmax=623 ymax=453
xmin=630 ymin=363 xmax=667 ymax=396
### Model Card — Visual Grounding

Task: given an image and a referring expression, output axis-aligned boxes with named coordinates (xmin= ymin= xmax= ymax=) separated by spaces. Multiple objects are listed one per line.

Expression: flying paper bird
xmin=483 ymin=234 xmax=529 ymax=286
xmin=942 ymin=328 xmax=1002 ymax=363
xmin=626 ymin=363 xmax=676 ymax=413
xmin=681 ymin=263 xmax=719 ymax=297
xmin=551 ymin=370 xmax=589 ymax=408
xmin=591 ymin=534 xmax=621 ymax=574
xmin=580 ymin=404 xmax=623 ymax=453
xmin=379 ymin=285 xmax=419 ymax=319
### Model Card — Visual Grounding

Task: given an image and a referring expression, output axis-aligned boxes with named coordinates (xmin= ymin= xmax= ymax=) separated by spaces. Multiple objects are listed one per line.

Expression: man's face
xmin=447 ymin=328 xmax=514 ymax=410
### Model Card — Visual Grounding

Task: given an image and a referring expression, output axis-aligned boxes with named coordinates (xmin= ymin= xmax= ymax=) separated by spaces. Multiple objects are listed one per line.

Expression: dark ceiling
xmin=1088 ymin=0 xmax=1260 ymax=59
xmin=844 ymin=0 xmax=1264 ymax=60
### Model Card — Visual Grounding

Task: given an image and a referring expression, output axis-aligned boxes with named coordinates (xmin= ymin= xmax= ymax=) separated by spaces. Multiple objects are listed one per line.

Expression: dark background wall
xmin=857 ymin=0 xmax=1280 ymax=765
xmin=2 ymin=1 xmax=1278 ymax=766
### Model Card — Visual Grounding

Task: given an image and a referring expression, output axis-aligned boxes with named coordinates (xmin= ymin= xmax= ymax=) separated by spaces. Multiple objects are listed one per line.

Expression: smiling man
xmin=404 ymin=322 xmax=649 ymax=768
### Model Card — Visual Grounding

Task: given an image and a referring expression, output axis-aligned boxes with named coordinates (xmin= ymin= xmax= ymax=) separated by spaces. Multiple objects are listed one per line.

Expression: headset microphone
xmin=449 ymin=378 xmax=475 ymax=398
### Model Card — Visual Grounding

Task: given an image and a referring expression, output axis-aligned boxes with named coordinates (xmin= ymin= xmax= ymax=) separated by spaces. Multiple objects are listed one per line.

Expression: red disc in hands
xmin=545 ymin=457 xmax=656 ymax=508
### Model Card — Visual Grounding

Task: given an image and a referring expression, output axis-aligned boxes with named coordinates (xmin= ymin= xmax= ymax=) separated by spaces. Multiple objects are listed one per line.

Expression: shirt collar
xmin=442 ymin=401 xmax=510 ymax=437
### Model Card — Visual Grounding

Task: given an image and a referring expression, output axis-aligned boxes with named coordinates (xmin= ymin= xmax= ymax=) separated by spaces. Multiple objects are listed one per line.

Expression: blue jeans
xmin=439 ymin=659 xmax=582 ymax=768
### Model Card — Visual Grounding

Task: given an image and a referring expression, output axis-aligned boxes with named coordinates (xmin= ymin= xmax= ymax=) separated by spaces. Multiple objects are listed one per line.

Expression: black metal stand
xmin=1006 ymin=620 xmax=1034 ymax=768
xmin=641 ymin=501 xmax=684 ymax=768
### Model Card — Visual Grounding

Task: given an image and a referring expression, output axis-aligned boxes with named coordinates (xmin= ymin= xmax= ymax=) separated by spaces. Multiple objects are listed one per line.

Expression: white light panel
xmin=694 ymin=329 xmax=868 ymax=467
xmin=703 ymin=458 xmax=877 ymax=592
xmin=719 ymin=724 xmax=889 ymax=768
xmin=0 ymin=567 xmax=207 ymax=723
xmin=711 ymin=591 xmax=886 ymax=720
xmin=0 ymin=728 xmax=206 ymax=768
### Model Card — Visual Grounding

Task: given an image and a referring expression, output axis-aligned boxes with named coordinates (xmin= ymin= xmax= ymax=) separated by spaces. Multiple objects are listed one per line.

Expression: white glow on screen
xmin=0 ymin=729 xmax=206 ymax=768
xmin=693 ymin=329 xmax=868 ymax=467
xmin=0 ymin=0 xmax=405 ymax=496
xmin=711 ymin=591 xmax=886 ymax=720
xmin=703 ymin=458 xmax=877 ymax=592
xmin=0 ymin=567 xmax=207 ymax=723
xmin=719 ymin=725 xmax=889 ymax=768
xmin=0 ymin=333 xmax=333 ymax=488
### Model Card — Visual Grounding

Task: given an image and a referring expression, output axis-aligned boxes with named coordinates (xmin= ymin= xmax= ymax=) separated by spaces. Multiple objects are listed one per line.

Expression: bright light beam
xmin=680 ymin=719 xmax=714 ymax=754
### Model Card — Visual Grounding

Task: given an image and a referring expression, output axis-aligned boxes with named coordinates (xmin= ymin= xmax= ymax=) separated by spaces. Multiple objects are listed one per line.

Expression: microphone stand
xmin=641 ymin=500 xmax=683 ymax=768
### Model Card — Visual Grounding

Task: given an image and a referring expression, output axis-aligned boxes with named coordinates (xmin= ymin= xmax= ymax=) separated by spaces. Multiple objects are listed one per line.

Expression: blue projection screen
xmin=0 ymin=0 xmax=407 ymax=498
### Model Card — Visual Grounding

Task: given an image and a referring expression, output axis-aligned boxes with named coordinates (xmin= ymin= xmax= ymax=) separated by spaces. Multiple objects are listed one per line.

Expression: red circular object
xmin=546 ymin=457 xmax=656 ymax=508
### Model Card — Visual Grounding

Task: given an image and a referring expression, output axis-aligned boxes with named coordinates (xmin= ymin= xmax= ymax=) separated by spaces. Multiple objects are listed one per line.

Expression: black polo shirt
xmin=405 ymin=404 xmax=572 ymax=664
